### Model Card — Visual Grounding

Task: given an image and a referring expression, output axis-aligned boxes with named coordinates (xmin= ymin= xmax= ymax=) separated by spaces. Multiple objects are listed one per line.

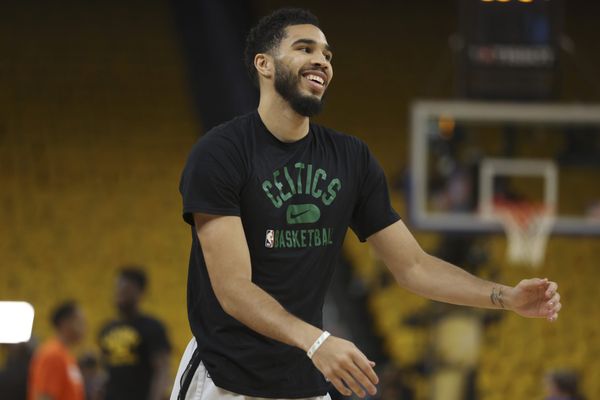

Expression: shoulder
xmin=205 ymin=111 xmax=256 ymax=140
xmin=99 ymin=319 xmax=119 ymax=334
xmin=35 ymin=340 xmax=68 ymax=365
xmin=137 ymin=315 xmax=167 ymax=331
xmin=311 ymin=123 xmax=370 ymax=154
xmin=189 ymin=112 xmax=256 ymax=156
xmin=136 ymin=315 xmax=170 ymax=348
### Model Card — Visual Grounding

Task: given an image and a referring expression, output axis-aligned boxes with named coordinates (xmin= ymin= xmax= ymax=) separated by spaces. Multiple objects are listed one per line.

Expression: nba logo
xmin=265 ymin=230 xmax=274 ymax=248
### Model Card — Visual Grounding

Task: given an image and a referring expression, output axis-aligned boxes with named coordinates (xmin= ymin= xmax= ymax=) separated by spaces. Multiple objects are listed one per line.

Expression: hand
xmin=509 ymin=278 xmax=562 ymax=321
xmin=310 ymin=335 xmax=378 ymax=398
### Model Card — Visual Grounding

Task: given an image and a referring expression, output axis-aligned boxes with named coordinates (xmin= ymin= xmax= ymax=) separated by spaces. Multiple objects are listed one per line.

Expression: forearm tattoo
xmin=490 ymin=287 xmax=505 ymax=309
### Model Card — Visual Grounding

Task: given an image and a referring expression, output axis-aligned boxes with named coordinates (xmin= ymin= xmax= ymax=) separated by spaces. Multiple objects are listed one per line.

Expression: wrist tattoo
xmin=490 ymin=287 xmax=505 ymax=309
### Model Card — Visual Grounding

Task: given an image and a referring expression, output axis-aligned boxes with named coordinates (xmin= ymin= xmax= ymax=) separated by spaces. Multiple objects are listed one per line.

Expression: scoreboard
xmin=457 ymin=0 xmax=563 ymax=100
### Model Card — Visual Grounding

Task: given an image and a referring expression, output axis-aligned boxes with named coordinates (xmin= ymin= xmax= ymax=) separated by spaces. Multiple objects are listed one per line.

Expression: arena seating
xmin=344 ymin=194 xmax=600 ymax=399
xmin=0 ymin=0 xmax=197 ymax=373
xmin=2 ymin=2 xmax=598 ymax=399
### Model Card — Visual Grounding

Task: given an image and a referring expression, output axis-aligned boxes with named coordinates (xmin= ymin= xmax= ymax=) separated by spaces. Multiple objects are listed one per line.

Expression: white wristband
xmin=307 ymin=331 xmax=331 ymax=359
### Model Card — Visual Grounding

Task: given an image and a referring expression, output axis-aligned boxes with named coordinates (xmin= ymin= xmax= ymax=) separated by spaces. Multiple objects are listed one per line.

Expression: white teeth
xmin=305 ymin=74 xmax=324 ymax=85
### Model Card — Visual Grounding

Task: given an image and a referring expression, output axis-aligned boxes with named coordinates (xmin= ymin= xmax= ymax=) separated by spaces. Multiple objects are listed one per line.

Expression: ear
xmin=254 ymin=53 xmax=274 ymax=81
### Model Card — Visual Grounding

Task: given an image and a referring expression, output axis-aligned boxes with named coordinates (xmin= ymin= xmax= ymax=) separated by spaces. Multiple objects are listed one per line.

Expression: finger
xmin=347 ymin=362 xmax=377 ymax=396
xmin=550 ymin=303 xmax=561 ymax=320
xmin=339 ymin=369 xmax=366 ymax=398
xmin=352 ymin=353 xmax=379 ymax=387
xmin=547 ymin=292 xmax=560 ymax=309
xmin=521 ymin=277 xmax=547 ymax=290
xmin=548 ymin=312 xmax=559 ymax=322
xmin=554 ymin=301 xmax=562 ymax=313
xmin=549 ymin=301 xmax=562 ymax=314
xmin=330 ymin=378 xmax=352 ymax=397
xmin=545 ymin=281 xmax=558 ymax=298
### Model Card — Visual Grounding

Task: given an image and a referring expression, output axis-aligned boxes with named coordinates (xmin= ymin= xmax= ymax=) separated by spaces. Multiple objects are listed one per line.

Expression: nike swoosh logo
xmin=286 ymin=204 xmax=321 ymax=225
xmin=290 ymin=209 xmax=311 ymax=219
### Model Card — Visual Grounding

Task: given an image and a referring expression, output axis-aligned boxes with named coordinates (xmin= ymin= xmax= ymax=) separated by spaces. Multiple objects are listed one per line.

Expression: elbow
xmin=219 ymin=297 xmax=236 ymax=317
xmin=391 ymin=249 xmax=428 ymax=286
xmin=213 ymin=283 xmax=242 ymax=318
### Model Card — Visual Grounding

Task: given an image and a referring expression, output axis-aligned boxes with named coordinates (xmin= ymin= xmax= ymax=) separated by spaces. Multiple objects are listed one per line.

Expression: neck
xmin=257 ymin=92 xmax=310 ymax=143
xmin=118 ymin=306 xmax=139 ymax=320
xmin=56 ymin=332 xmax=74 ymax=349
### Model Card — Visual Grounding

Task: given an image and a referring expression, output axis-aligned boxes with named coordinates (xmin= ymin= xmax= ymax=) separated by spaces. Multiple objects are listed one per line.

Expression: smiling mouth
xmin=301 ymin=71 xmax=327 ymax=90
xmin=304 ymin=74 xmax=325 ymax=85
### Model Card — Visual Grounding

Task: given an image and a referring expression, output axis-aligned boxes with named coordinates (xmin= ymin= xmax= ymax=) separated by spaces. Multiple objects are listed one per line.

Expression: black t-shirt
xmin=99 ymin=315 xmax=171 ymax=400
xmin=179 ymin=111 xmax=399 ymax=398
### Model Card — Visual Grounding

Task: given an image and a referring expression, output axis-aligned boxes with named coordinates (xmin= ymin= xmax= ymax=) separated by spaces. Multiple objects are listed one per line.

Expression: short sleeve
xmin=179 ymin=133 xmax=246 ymax=225
xmin=145 ymin=319 xmax=171 ymax=355
xmin=34 ymin=352 xmax=67 ymax=398
xmin=350 ymin=142 xmax=400 ymax=242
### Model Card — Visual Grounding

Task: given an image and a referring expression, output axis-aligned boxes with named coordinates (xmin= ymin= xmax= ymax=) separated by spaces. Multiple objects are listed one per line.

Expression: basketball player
xmin=172 ymin=8 xmax=562 ymax=400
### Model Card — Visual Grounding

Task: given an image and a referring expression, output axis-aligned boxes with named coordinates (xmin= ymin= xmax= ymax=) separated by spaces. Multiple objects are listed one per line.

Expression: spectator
xmin=78 ymin=352 xmax=106 ymax=400
xmin=28 ymin=301 xmax=86 ymax=400
xmin=379 ymin=365 xmax=415 ymax=400
xmin=99 ymin=266 xmax=171 ymax=400
xmin=545 ymin=369 xmax=585 ymax=400
xmin=0 ymin=341 xmax=36 ymax=400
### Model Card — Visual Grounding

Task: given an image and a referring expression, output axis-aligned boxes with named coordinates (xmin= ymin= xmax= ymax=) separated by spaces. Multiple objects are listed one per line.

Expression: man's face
xmin=64 ymin=307 xmax=86 ymax=344
xmin=272 ymin=24 xmax=333 ymax=117
xmin=115 ymin=277 xmax=142 ymax=312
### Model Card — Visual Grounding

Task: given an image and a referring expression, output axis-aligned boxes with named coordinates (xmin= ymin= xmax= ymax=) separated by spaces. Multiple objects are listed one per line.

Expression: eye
xmin=298 ymin=46 xmax=312 ymax=53
xmin=324 ymin=52 xmax=333 ymax=62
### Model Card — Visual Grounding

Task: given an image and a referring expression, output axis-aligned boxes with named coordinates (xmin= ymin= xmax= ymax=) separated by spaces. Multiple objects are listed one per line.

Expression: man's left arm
xmin=148 ymin=349 xmax=171 ymax=400
xmin=367 ymin=220 xmax=562 ymax=320
xmin=145 ymin=320 xmax=171 ymax=400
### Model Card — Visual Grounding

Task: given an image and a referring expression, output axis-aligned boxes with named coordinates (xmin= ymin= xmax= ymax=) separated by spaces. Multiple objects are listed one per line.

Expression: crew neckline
xmin=254 ymin=110 xmax=312 ymax=148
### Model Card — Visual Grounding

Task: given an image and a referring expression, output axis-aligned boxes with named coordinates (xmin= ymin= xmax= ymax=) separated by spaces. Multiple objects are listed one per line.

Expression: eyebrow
xmin=290 ymin=38 xmax=333 ymax=53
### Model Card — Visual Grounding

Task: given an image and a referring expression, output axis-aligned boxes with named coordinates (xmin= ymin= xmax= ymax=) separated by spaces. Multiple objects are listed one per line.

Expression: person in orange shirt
xmin=28 ymin=300 xmax=86 ymax=400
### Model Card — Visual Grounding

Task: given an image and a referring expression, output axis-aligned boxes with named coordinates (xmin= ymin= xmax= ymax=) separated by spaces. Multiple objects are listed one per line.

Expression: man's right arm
xmin=194 ymin=212 xmax=378 ymax=398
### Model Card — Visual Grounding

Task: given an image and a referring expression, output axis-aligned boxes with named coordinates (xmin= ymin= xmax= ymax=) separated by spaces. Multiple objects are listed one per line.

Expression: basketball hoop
xmin=490 ymin=200 xmax=555 ymax=268
xmin=477 ymin=158 xmax=558 ymax=267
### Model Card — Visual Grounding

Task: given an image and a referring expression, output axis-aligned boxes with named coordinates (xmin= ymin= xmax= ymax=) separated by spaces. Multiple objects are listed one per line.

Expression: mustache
xmin=299 ymin=66 xmax=327 ymax=75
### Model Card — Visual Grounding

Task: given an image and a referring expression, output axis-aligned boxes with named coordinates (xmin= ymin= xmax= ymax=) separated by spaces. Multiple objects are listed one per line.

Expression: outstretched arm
xmin=194 ymin=213 xmax=378 ymax=398
xmin=367 ymin=220 xmax=561 ymax=320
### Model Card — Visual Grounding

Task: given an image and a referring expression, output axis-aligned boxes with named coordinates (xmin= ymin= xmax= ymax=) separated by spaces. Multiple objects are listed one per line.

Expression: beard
xmin=274 ymin=60 xmax=325 ymax=117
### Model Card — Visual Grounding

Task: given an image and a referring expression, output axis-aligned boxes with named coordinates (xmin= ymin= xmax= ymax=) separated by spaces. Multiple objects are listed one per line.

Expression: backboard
xmin=409 ymin=100 xmax=600 ymax=235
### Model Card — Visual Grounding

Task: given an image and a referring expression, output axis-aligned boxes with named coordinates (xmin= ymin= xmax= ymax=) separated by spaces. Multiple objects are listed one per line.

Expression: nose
xmin=309 ymin=60 xmax=330 ymax=79
xmin=310 ymin=53 xmax=330 ymax=68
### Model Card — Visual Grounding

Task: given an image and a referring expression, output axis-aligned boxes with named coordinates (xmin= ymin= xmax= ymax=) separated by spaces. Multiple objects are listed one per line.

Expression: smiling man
xmin=171 ymin=8 xmax=562 ymax=400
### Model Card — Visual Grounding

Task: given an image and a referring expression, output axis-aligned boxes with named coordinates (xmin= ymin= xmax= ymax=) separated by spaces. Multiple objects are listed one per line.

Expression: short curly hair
xmin=51 ymin=300 xmax=78 ymax=328
xmin=244 ymin=8 xmax=319 ymax=87
xmin=119 ymin=266 xmax=147 ymax=291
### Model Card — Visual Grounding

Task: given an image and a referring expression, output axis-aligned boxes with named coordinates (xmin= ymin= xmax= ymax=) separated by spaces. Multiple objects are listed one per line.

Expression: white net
xmin=493 ymin=203 xmax=555 ymax=268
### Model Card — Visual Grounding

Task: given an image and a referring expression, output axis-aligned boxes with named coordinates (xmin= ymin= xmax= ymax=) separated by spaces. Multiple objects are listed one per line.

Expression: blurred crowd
xmin=0 ymin=267 xmax=172 ymax=400
xmin=0 ymin=268 xmax=587 ymax=400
